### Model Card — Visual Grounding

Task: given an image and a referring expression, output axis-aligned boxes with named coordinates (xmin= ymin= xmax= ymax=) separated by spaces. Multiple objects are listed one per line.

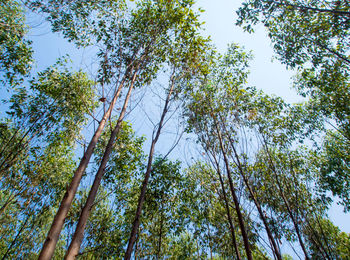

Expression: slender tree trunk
xmin=64 ymin=76 xmax=136 ymax=259
xmin=211 ymin=153 xmax=242 ymax=260
xmin=280 ymin=190 xmax=310 ymax=260
xmin=217 ymin=169 xmax=242 ymax=260
xmin=213 ymin=119 xmax=252 ymax=260
xmin=1 ymin=214 xmax=31 ymax=260
xmin=134 ymin=231 xmax=139 ymax=260
xmin=222 ymin=124 xmax=282 ymax=260
xmin=196 ymin=239 xmax=200 ymax=259
xmin=124 ymin=74 xmax=175 ymax=260
xmin=261 ymin=137 xmax=310 ymax=260
xmin=38 ymin=70 xmax=132 ymax=260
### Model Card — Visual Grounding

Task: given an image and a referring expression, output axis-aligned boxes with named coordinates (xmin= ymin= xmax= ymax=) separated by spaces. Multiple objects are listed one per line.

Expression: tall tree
xmin=37 ymin=0 xmax=190 ymax=256
xmin=0 ymin=58 xmax=96 ymax=259
xmin=236 ymin=1 xmax=350 ymax=207
xmin=184 ymin=44 xmax=257 ymax=259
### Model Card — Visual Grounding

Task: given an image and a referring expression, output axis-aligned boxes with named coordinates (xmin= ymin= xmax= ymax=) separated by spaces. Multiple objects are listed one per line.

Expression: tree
xmin=123 ymin=1 xmax=210 ymax=257
xmin=131 ymin=158 xmax=184 ymax=259
xmin=0 ymin=58 xmax=96 ymax=259
xmin=236 ymin=0 xmax=350 ymax=137
xmin=0 ymin=1 xmax=349 ymax=259
xmin=237 ymin=1 xmax=350 ymax=213
xmin=184 ymin=44 xmax=259 ymax=259
xmin=36 ymin=0 xmax=189 ymax=256
xmin=304 ymin=218 xmax=350 ymax=259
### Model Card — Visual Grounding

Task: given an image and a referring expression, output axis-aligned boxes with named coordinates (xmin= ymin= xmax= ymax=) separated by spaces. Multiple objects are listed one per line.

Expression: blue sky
xmin=197 ymin=0 xmax=300 ymax=103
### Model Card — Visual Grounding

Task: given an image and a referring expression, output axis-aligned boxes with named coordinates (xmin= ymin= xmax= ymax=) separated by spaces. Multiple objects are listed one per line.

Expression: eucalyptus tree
xmin=185 ymin=44 xmax=259 ymax=260
xmin=131 ymin=158 xmax=184 ymax=259
xmin=236 ymin=1 xmax=350 ymax=204
xmin=33 ymin=0 xmax=204 ymax=257
xmin=241 ymin=90 xmax=348 ymax=259
xmin=26 ymin=0 xmax=209 ymax=258
xmin=205 ymin=151 xmax=243 ymax=259
xmin=303 ymin=218 xmax=350 ymax=259
xmin=122 ymin=2 xmax=210 ymax=258
xmin=176 ymin=161 xmax=271 ymax=259
xmin=58 ymin=121 xmax=145 ymax=259
xmin=183 ymin=43 xmax=324 ymax=258
xmin=250 ymin=148 xmax=316 ymax=259
xmin=0 ymin=58 xmax=96 ymax=258
xmin=182 ymin=162 xmax=243 ymax=259
xmin=65 ymin=67 xmax=134 ymax=260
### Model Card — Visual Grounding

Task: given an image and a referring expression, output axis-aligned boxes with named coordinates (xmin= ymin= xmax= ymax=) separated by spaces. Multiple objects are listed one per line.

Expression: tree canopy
xmin=0 ymin=0 xmax=349 ymax=259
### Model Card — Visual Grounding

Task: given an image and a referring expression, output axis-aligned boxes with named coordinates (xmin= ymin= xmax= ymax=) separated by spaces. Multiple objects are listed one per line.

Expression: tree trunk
xmin=64 ymin=77 xmax=135 ymax=259
xmin=222 ymin=124 xmax=282 ymax=260
xmin=38 ymin=70 xmax=132 ymax=260
xmin=124 ymin=74 xmax=175 ymax=260
xmin=261 ymin=138 xmax=310 ymax=260
xmin=211 ymin=153 xmax=242 ymax=260
xmin=214 ymin=120 xmax=252 ymax=260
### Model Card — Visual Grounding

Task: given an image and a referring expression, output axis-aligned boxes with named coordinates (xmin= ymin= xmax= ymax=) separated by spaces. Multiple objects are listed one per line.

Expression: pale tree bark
xmin=64 ymin=75 xmax=136 ymax=259
xmin=38 ymin=68 xmax=134 ymax=260
xmin=124 ymin=73 xmax=176 ymax=260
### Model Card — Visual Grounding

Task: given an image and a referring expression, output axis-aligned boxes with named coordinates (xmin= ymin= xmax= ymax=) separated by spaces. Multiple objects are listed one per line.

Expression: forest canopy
xmin=0 ymin=0 xmax=349 ymax=259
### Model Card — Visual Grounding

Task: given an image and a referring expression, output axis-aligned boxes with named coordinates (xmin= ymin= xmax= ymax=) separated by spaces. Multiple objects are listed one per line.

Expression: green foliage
xmin=95 ymin=120 xmax=145 ymax=187
xmin=0 ymin=130 xmax=79 ymax=259
xmin=317 ymin=131 xmax=350 ymax=211
xmin=0 ymin=0 xmax=349 ymax=259
xmin=0 ymin=0 xmax=33 ymax=86
xmin=237 ymin=1 xmax=349 ymax=68
xmin=135 ymin=157 xmax=185 ymax=258
xmin=26 ymin=0 xmax=126 ymax=46
xmin=7 ymin=58 xmax=97 ymax=146
xmin=236 ymin=1 xmax=350 ymax=215
xmin=236 ymin=0 xmax=350 ymax=136
xmin=0 ymin=57 xmax=96 ymax=258
xmin=304 ymin=218 xmax=350 ymax=259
